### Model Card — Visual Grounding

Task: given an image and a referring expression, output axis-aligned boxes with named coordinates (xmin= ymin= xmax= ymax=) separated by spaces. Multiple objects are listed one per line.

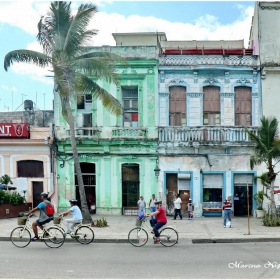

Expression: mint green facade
xmin=54 ymin=46 xmax=159 ymax=214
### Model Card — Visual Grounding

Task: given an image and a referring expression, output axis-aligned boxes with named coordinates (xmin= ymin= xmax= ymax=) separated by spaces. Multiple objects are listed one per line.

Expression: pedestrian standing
xmin=223 ymin=196 xmax=233 ymax=228
xmin=172 ymin=194 xmax=182 ymax=220
xmin=149 ymin=194 xmax=157 ymax=226
xmin=137 ymin=196 xmax=146 ymax=216
xmin=187 ymin=198 xmax=194 ymax=220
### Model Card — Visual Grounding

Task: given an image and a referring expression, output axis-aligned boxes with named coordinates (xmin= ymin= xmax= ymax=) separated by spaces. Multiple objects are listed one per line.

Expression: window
xmin=203 ymin=174 xmax=223 ymax=209
xmin=235 ymin=87 xmax=252 ymax=126
xmin=203 ymin=86 xmax=220 ymax=125
xmin=83 ymin=114 xmax=92 ymax=127
xmin=169 ymin=86 xmax=186 ymax=126
xmin=77 ymin=94 xmax=92 ymax=110
xmin=17 ymin=160 xmax=44 ymax=178
xmin=122 ymin=87 xmax=138 ymax=127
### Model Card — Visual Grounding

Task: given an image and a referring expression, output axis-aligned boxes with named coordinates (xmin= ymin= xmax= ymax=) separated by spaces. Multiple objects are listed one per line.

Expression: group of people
xmin=138 ymin=194 xmax=194 ymax=221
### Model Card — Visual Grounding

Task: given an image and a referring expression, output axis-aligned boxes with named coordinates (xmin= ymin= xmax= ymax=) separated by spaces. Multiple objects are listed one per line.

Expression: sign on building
xmin=0 ymin=123 xmax=29 ymax=138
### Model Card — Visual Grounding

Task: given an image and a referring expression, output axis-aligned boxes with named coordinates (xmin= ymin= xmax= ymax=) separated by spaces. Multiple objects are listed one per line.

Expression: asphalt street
xmin=1 ymin=240 xmax=280 ymax=279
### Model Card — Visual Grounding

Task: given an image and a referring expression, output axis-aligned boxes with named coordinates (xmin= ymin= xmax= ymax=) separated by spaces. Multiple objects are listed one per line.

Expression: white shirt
xmin=174 ymin=197 xmax=182 ymax=209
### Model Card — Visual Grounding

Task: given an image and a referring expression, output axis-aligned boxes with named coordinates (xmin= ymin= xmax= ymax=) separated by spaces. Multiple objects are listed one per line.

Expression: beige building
xmin=0 ymin=107 xmax=56 ymax=209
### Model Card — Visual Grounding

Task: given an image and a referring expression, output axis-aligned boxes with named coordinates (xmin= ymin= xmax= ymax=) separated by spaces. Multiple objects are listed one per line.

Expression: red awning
xmin=274 ymin=189 xmax=280 ymax=194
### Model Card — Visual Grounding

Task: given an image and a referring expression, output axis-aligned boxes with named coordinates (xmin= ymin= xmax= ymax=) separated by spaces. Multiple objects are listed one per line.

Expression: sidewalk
xmin=1 ymin=214 xmax=280 ymax=243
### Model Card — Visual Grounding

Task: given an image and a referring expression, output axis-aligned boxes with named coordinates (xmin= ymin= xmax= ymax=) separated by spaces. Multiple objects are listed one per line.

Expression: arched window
xmin=234 ymin=86 xmax=252 ymax=126
xmin=17 ymin=160 xmax=44 ymax=178
xmin=169 ymin=86 xmax=186 ymax=126
xmin=203 ymin=86 xmax=220 ymax=125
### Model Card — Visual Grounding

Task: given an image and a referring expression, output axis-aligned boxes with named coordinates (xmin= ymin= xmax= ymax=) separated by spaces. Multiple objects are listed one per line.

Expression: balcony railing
xmin=66 ymin=127 xmax=101 ymax=139
xmin=158 ymin=126 xmax=258 ymax=143
xmin=112 ymin=128 xmax=147 ymax=139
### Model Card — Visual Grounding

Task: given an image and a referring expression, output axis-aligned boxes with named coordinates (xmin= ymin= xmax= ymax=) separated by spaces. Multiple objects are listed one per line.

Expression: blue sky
xmin=0 ymin=1 xmax=255 ymax=112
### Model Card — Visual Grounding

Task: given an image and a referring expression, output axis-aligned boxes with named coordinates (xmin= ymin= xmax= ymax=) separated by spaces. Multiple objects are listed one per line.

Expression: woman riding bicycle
xmin=146 ymin=200 xmax=167 ymax=244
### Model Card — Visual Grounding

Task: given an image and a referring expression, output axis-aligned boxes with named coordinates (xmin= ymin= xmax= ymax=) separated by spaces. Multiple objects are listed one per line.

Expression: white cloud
xmin=12 ymin=87 xmax=18 ymax=91
xmin=1 ymin=84 xmax=9 ymax=90
xmin=1 ymin=2 xmax=254 ymax=81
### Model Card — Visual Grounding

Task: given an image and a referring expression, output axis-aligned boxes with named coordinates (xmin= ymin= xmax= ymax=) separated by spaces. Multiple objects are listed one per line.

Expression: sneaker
xmin=31 ymin=236 xmax=39 ymax=241
xmin=154 ymin=239 xmax=160 ymax=244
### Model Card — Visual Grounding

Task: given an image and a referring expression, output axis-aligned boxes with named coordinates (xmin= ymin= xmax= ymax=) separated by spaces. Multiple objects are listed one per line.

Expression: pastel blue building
xmin=156 ymin=36 xmax=261 ymax=217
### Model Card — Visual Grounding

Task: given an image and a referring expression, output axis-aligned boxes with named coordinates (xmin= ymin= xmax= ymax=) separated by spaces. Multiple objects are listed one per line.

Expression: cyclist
xmin=146 ymin=200 xmax=167 ymax=244
xmin=24 ymin=192 xmax=54 ymax=241
xmin=60 ymin=199 xmax=83 ymax=234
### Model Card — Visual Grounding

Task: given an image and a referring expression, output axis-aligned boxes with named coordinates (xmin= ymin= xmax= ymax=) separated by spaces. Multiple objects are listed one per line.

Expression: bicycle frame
xmin=139 ymin=217 xmax=177 ymax=235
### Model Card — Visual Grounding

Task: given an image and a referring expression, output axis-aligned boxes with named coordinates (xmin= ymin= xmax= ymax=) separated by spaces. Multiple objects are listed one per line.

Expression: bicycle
xmin=128 ymin=216 xmax=178 ymax=247
xmin=51 ymin=215 xmax=94 ymax=245
xmin=10 ymin=214 xmax=65 ymax=249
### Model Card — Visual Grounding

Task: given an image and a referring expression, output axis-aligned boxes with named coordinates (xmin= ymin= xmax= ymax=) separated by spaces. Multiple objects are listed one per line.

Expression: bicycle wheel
xmin=159 ymin=227 xmax=178 ymax=247
xmin=44 ymin=227 xmax=65 ymax=248
xmin=74 ymin=226 xmax=94 ymax=244
xmin=10 ymin=226 xmax=31 ymax=248
xmin=128 ymin=227 xmax=148 ymax=247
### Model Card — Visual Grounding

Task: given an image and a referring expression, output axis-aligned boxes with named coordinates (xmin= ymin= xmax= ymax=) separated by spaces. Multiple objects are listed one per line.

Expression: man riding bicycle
xmin=146 ymin=200 xmax=167 ymax=244
xmin=24 ymin=192 xmax=54 ymax=241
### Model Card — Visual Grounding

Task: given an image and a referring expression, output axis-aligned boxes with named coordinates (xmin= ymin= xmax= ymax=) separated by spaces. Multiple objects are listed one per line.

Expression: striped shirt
xmin=223 ymin=200 xmax=232 ymax=210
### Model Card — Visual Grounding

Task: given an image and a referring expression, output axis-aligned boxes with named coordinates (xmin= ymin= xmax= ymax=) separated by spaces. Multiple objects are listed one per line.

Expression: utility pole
xmin=43 ymin=93 xmax=46 ymax=110
xmin=12 ymin=90 xmax=13 ymax=112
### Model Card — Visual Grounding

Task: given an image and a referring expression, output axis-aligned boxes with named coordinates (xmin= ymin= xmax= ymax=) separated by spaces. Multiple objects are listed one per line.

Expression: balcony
xmin=112 ymin=128 xmax=147 ymax=139
xmin=65 ymin=127 xmax=101 ymax=139
xmin=158 ymin=126 xmax=258 ymax=144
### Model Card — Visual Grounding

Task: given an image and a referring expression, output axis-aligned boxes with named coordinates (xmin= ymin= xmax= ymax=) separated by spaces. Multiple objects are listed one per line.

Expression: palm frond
xmin=74 ymin=74 xmax=121 ymax=115
xmin=63 ymin=3 xmax=97 ymax=56
xmin=4 ymin=50 xmax=51 ymax=71
xmin=74 ymin=58 xmax=119 ymax=85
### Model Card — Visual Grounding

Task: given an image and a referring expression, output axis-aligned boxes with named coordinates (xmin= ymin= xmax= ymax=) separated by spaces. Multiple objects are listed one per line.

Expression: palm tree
xmin=4 ymin=2 xmax=124 ymax=223
xmin=245 ymin=116 xmax=280 ymax=219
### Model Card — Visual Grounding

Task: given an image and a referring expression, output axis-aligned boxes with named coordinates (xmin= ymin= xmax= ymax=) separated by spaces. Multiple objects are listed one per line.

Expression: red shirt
xmin=157 ymin=206 xmax=167 ymax=223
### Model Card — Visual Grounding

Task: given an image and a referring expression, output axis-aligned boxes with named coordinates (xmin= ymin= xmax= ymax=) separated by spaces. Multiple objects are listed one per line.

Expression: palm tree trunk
xmin=270 ymin=180 xmax=277 ymax=219
xmin=65 ymin=99 xmax=92 ymax=224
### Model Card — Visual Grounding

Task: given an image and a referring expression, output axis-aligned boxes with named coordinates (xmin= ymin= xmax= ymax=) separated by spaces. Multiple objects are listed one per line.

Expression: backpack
xmin=45 ymin=202 xmax=55 ymax=217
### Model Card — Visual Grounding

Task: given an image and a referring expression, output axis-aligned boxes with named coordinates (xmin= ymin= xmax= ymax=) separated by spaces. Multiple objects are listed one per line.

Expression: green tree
xmin=4 ymin=2 xmax=124 ymax=222
xmin=0 ymin=174 xmax=13 ymax=185
xmin=245 ymin=116 xmax=280 ymax=219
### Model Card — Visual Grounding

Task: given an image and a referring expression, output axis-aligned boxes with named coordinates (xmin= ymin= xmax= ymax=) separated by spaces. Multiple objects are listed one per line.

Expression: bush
xmin=0 ymin=190 xmax=25 ymax=206
xmin=262 ymin=213 xmax=280 ymax=226
xmin=92 ymin=217 xmax=108 ymax=227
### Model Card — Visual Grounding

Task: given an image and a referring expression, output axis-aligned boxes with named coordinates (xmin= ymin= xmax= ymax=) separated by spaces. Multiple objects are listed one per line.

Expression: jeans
xmin=150 ymin=207 xmax=156 ymax=220
xmin=153 ymin=222 xmax=166 ymax=238
xmin=138 ymin=207 xmax=145 ymax=216
xmin=65 ymin=219 xmax=82 ymax=231
xmin=223 ymin=209 xmax=232 ymax=226
xmin=174 ymin=209 xmax=182 ymax=219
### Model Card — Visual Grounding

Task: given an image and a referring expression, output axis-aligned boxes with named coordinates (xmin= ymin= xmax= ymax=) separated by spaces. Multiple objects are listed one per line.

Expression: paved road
xmin=1 ymin=240 xmax=280 ymax=279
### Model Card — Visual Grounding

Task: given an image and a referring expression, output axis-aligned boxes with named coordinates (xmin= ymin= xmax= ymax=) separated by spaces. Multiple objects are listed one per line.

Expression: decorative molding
xmin=159 ymin=92 xmax=170 ymax=97
xmin=261 ymin=5 xmax=280 ymax=10
xmin=159 ymin=55 xmax=258 ymax=67
xmin=165 ymin=74 xmax=193 ymax=79
xmin=253 ymin=71 xmax=257 ymax=84
xmin=147 ymin=68 xmax=154 ymax=74
xmin=220 ymin=93 xmax=235 ymax=97
xmin=169 ymin=78 xmax=186 ymax=85
xmin=225 ymin=72 xmax=230 ymax=84
xmin=188 ymin=93 xmax=204 ymax=97
xmin=193 ymin=71 xmax=198 ymax=83
xmin=160 ymin=71 xmax=165 ymax=83
xmin=252 ymin=92 xmax=259 ymax=97
xmin=203 ymin=77 xmax=219 ymax=86
xmin=236 ymin=77 xmax=251 ymax=84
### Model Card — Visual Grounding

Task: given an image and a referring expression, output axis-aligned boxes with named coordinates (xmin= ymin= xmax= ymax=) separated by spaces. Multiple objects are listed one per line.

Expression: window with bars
xmin=203 ymin=86 xmax=221 ymax=125
xmin=122 ymin=87 xmax=138 ymax=127
xmin=169 ymin=86 xmax=186 ymax=126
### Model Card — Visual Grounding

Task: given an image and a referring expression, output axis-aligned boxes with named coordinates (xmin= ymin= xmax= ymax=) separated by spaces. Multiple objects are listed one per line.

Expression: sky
xmin=0 ymin=0 xmax=255 ymax=112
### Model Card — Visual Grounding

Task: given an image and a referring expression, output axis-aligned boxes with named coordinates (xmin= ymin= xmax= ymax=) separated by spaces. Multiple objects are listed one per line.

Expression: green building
xmin=54 ymin=33 xmax=162 ymax=214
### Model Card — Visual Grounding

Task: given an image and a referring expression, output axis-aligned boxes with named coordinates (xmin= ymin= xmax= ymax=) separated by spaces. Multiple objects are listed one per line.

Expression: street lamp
xmin=154 ymin=159 xmax=161 ymax=178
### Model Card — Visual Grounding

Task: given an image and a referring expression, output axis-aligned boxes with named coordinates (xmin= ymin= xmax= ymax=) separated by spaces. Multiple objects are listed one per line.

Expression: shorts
xmin=36 ymin=217 xmax=53 ymax=226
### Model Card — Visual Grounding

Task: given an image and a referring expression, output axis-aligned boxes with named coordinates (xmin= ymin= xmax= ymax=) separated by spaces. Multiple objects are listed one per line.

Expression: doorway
xmin=122 ymin=164 xmax=140 ymax=213
xmin=166 ymin=174 xmax=177 ymax=215
xmin=75 ymin=163 xmax=96 ymax=213
xmin=233 ymin=186 xmax=253 ymax=216
xmin=32 ymin=181 xmax=43 ymax=208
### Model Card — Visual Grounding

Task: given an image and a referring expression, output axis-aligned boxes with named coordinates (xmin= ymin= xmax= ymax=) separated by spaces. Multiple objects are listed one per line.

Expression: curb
xmin=192 ymin=238 xmax=280 ymax=244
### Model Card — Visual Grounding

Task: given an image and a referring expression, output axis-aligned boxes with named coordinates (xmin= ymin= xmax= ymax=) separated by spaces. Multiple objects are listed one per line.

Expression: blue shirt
xmin=70 ymin=205 xmax=83 ymax=220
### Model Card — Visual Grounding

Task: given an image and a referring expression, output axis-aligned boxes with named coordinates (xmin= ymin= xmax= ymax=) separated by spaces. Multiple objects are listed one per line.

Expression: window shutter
xmin=234 ymin=174 xmax=253 ymax=185
xmin=203 ymin=174 xmax=223 ymax=189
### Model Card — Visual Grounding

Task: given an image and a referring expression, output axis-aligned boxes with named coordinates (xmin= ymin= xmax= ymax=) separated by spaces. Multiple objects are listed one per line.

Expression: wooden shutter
xmin=235 ymin=87 xmax=252 ymax=126
xmin=169 ymin=86 xmax=186 ymax=126
xmin=203 ymin=86 xmax=220 ymax=125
